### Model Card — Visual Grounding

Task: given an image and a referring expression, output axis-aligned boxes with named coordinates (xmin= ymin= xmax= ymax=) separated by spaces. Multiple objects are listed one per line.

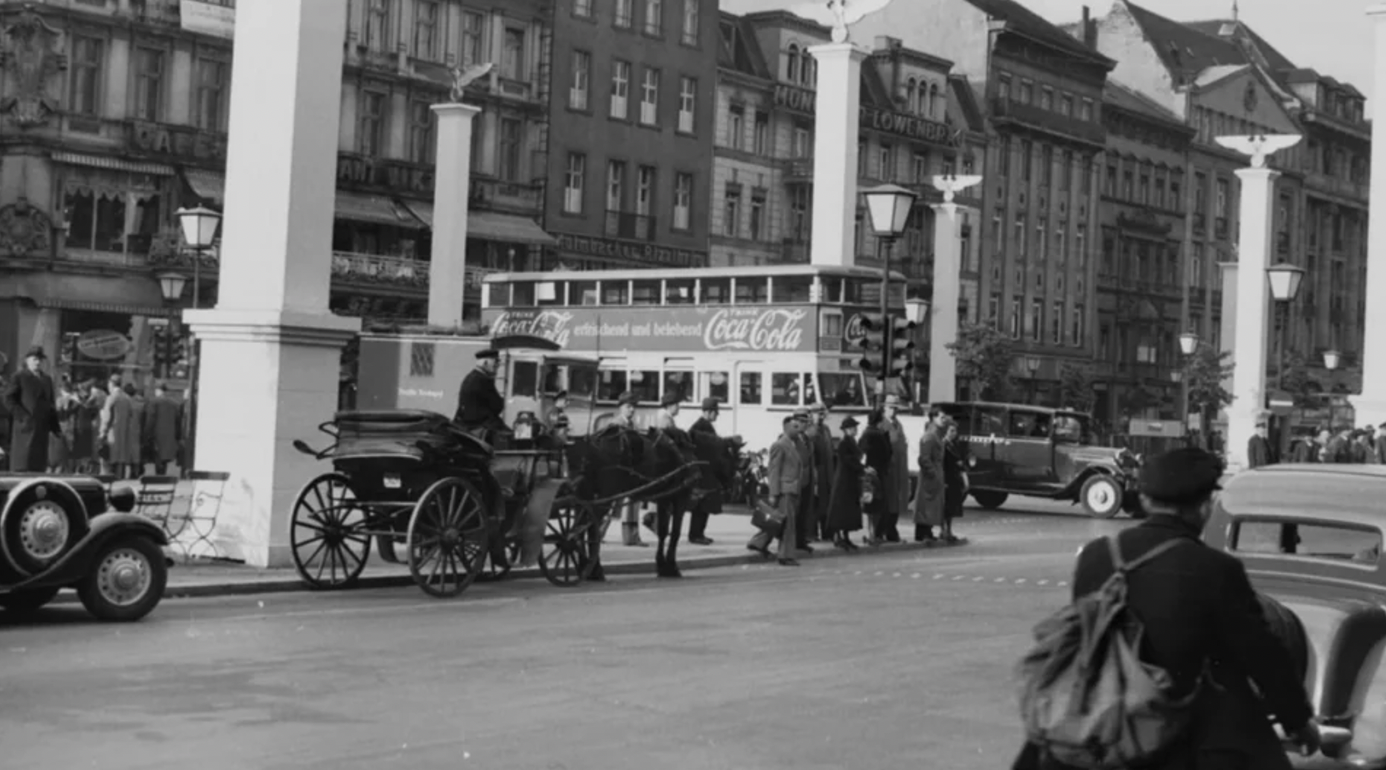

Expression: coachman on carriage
xmin=288 ymin=334 xmax=740 ymax=597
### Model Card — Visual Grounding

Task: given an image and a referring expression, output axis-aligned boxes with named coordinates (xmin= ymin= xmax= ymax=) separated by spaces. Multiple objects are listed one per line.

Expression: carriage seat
xmin=333 ymin=410 xmax=492 ymax=459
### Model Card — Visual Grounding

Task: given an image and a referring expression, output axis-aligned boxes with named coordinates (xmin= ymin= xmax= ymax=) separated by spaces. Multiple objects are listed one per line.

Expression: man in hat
xmin=652 ymin=391 xmax=681 ymax=431
xmin=1247 ymin=414 xmax=1274 ymax=469
xmin=803 ymin=402 xmax=835 ymax=543
xmin=747 ymin=415 xmax=805 ymax=566
xmin=788 ymin=407 xmax=817 ymax=552
xmin=880 ymin=394 xmax=910 ymax=542
xmin=687 ymin=397 xmax=723 ymax=545
xmin=1012 ymin=446 xmax=1320 ymax=769
xmin=609 ymin=391 xmax=644 ymax=546
xmin=612 ymin=391 xmax=638 ymax=429
xmin=455 ymin=348 xmax=507 ymax=438
xmin=545 ymin=390 xmax=569 ymax=434
xmin=3 ymin=346 xmax=61 ymax=472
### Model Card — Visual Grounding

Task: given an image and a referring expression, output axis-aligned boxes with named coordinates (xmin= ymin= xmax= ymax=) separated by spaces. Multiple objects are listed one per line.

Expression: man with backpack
xmin=1013 ymin=447 xmax=1321 ymax=770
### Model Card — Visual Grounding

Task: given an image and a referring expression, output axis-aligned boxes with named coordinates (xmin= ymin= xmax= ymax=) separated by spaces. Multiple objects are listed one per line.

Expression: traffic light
xmin=888 ymin=317 xmax=917 ymax=378
xmin=854 ymin=313 xmax=887 ymax=376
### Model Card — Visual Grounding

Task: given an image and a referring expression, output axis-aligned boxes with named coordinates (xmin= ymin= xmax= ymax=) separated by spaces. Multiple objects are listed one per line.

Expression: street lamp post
xmin=1179 ymin=331 xmax=1199 ymax=442
xmin=861 ymin=183 xmax=919 ymax=407
xmin=1025 ymin=355 xmax=1041 ymax=404
xmin=904 ymin=295 xmax=928 ymax=402
xmin=175 ymin=206 xmax=222 ymax=478
xmin=1266 ymin=261 xmax=1306 ymax=393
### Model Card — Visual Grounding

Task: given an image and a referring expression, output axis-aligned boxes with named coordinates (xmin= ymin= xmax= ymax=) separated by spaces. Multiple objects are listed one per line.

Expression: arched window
xmin=928 ymin=83 xmax=940 ymax=116
xmin=786 ymin=44 xmax=800 ymax=83
xmin=906 ymin=78 xmax=918 ymax=113
xmin=802 ymin=55 xmax=816 ymax=86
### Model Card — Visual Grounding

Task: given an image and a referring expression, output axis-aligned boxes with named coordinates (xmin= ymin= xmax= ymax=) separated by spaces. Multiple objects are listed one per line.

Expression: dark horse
xmin=566 ymin=425 xmax=738 ymax=578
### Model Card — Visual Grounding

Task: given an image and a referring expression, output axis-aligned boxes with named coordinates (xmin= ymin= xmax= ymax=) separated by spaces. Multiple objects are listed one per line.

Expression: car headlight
xmin=108 ymin=486 xmax=136 ymax=513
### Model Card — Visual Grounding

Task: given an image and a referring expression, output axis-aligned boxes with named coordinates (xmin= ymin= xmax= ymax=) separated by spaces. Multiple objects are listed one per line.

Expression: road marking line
xmin=1058 ymin=581 xmax=1069 ymax=587
xmin=874 ymin=571 xmax=885 ymax=576
xmin=1015 ymin=579 xmax=1027 ymax=584
xmin=952 ymin=575 xmax=966 ymax=581
xmin=972 ymin=576 xmax=985 ymax=582
xmin=933 ymin=574 xmax=944 ymax=579
xmin=911 ymin=573 xmax=921 ymax=578
xmin=995 ymin=578 xmax=1006 ymax=583
xmin=1037 ymin=580 xmax=1049 ymax=585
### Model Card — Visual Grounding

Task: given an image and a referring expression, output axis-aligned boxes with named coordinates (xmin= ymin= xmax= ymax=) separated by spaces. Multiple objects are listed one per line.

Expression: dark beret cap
xmin=476 ymin=349 xmax=498 ymax=360
xmin=1139 ymin=447 xmax=1225 ymax=504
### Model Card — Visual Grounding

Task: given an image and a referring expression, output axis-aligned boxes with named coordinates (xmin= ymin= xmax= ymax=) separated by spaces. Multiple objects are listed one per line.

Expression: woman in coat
xmin=826 ymin=416 xmax=864 ymax=551
xmin=912 ymin=417 xmax=947 ymax=542
xmin=858 ymin=409 xmax=893 ymax=546
xmin=101 ymin=381 xmax=137 ymax=478
xmin=47 ymin=379 xmax=81 ymax=473
xmin=70 ymin=380 xmax=100 ymax=473
xmin=941 ymin=420 xmax=968 ymax=543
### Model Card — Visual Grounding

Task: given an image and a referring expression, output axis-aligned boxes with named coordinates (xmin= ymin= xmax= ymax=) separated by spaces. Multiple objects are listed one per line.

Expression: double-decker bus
xmin=478 ymin=264 xmax=929 ymax=453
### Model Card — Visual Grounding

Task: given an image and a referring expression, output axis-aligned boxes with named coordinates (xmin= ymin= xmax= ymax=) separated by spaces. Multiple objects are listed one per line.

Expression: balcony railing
xmin=332 ymin=252 xmax=426 ymax=287
xmin=470 ymin=178 xmax=542 ymax=213
xmin=604 ymin=210 xmax=655 ymax=241
xmin=1305 ymin=171 xmax=1370 ymax=202
xmin=990 ymin=98 xmax=1106 ymax=146
xmin=784 ymin=160 xmax=814 ymax=181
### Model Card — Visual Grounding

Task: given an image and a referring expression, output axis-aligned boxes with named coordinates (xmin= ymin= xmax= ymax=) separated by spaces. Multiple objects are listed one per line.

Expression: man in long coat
xmin=100 ymin=376 xmax=137 ymax=478
xmin=455 ymin=349 xmax=506 ymax=435
xmin=881 ymin=395 xmax=910 ymax=543
xmin=913 ymin=417 xmax=947 ymax=541
xmin=687 ymin=398 xmax=724 ymax=545
xmin=803 ymin=402 xmax=835 ymax=542
xmin=145 ymin=382 xmax=182 ymax=475
xmin=2 ymin=346 xmax=61 ymax=472
xmin=1247 ymin=417 xmax=1274 ymax=469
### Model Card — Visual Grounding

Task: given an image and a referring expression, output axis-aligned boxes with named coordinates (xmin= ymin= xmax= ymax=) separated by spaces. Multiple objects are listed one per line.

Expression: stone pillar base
xmin=185 ymin=308 xmax=359 ymax=568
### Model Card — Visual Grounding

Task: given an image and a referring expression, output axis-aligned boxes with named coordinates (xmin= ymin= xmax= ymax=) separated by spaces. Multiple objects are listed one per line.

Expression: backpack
xmin=1016 ymin=535 xmax=1201 ymax=769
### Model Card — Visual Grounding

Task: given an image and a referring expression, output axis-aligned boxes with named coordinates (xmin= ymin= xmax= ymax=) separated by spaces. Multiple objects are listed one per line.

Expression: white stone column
xmin=928 ymin=203 xmax=964 ymax=403
xmin=183 ymin=0 xmax=360 ymax=568
xmin=1215 ymin=260 xmax=1239 ymax=435
xmin=1353 ymin=5 xmax=1386 ymax=427
xmin=1225 ymin=167 xmax=1278 ymax=471
xmin=427 ymin=103 xmax=480 ymax=328
xmin=807 ymin=43 xmax=868 ymax=268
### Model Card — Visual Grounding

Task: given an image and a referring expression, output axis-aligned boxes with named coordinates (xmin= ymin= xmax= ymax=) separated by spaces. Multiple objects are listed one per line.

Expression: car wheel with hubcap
xmin=0 ymin=586 xmax=61 ymax=614
xmin=77 ymin=536 xmax=168 ymax=622
xmin=1080 ymin=474 xmax=1123 ymax=519
xmin=971 ymin=490 xmax=1008 ymax=510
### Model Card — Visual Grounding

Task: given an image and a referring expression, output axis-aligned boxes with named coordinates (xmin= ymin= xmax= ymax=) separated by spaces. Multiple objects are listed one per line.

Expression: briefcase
xmin=750 ymin=498 xmax=786 ymax=536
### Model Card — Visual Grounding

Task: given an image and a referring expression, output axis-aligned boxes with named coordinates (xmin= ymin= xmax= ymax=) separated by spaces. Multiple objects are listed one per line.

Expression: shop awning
xmin=336 ymin=191 xmax=426 ymax=228
xmin=182 ymin=168 xmax=225 ymax=207
xmin=400 ymin=200 xmax=555 ymax=245
xmin=52 ymin=151 xmax=174 ymax=176
xmin=14 ymin=273 xmax=173 ymax=316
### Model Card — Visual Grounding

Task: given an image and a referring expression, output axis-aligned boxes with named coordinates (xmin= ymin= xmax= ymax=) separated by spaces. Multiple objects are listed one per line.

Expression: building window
xmin=1040 ymin=144 xmax=1052 ymax=186
xmin=133 ymin=47 xmax=165 ymax=121
xmin=1055 ymin=226 xmax=1066 ymax=263
xmin=673 ymin=172 xmax=693 ymax=230
xmin=193 ymin=57 xmax=227 ymax=131
xmin=615 ymin=0 xmax=633 ymax=27
xmin=644 ymin=0 xmax=663 ymax=35
xmin=1215 ymin=178 xmax=1229 ymax=216
xmin=1072 ymin=305 xmax=1085 ymax=345
xmin=408 ymin=99 xmax=434 ymax=164
xmin=788 ymin=185 xmax=809 ymax=241
xmin=606 ymin=160 xmax=625 ymax=212
xmin=750 ymin=193 xmax=765 ymax=240
xmin=574 ymin=0 xmax=592 ymax=16
xmin=726 ymin=104 xmax=743 ymax=149
xmin=1080 ymin=98 xmax=1094 ymax=121
xmin=640 ymin=68 xmax=660 ymax=125
xmin=913 ymin=152 xmax=929 ymax=183
xmin=1030 ymin=298 xmax=1043 ymax=342
xmin=610 ymin=60 xmax=630 ymax=119
xmin=1018 ymin=81 xmax=1032 ymax=104
xmin=461 ymin=11 xmax=484 ymax=65
xmin=498 ymin=117 xmax=522 ymax=181
xmin=997 ymin=136 xmax=1009 ymax=177
xmin=1059 ymin=149 xmax=1072 ymax=191
xmin=358 ymin=91 xmax=386 ymax=155
xmin=681 ymin=0 xmax=699 ymax=45
xmin=878 ymin=145 xmax=893 ymax=181
xmin=678 ymin=76 xmax=696 ymax=133
xmin=786 ymin=44 xmax=800 ymax=82
xmin=1122 ymin=168 xmax=1133 ymax=199
xmin=1052 ymin=302 xmax=1063 ymax=344
xmin=69 ymin=35 xmax=104 ymax=117
xmin=1010 ymin=296 xmax=1022 ymax=338
xmin=569 ymin=50 xmax=590 ymax=110
xmin=1036 ymin=221 xmax=1046 ymax=260
xmin=1020 ymin=140 xmax=1032 ymax=182
xmin=792 ymin=125 xmax=811 ymax=158
xmin=754 ymin=113 xmax=770 ymax=154
xmin=564 ymin=153 xmax=586 ymax=214
xmin=502 ymin=27 xmax=525 ymax=80
xmin=636 ymin=165 xmax=655 ymax=217
xmin=1076 ymin=224 xmax=1086 ymax=266
xmin=1014 ymin=215 xmax=1025 ymax=257
xmin=414 ymin=0 xmax=440 ymax=60
xmin=724 ymin=186 xmax=741 ymax=237
xmin=1060 ymin=94 xmax=1073 ymax=116
xmin=366 ymin=0 xmax=392 ymax=51
xmin=1040 ymin=86 xmax=1053 ymax=110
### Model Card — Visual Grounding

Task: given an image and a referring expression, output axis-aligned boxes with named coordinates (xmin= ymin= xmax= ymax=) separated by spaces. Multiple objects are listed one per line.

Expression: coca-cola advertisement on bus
xmin=480 ymin=306 xmax=815 ymax=353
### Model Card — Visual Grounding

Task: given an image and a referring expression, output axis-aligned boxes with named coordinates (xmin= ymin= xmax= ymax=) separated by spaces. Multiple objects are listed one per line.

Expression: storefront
xmin=55 ymin=152 xmax=176 ymax=261
xmin=545 ymin=232 xmax=707 ymax=271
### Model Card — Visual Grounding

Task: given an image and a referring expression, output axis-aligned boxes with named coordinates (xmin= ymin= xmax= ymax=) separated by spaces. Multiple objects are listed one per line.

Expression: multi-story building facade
xmin=847 ymin=0 xmax=1116 ymax=404
xmin=542 ymin=0 xmax=718 ymax=271
xmin=0 ymin=0 xmax=554 ymax=389
xmin=1092 ymin=82 xmax=1194 ymax=427
xmin=1084 ymin=0 xmax=1370 ymax=415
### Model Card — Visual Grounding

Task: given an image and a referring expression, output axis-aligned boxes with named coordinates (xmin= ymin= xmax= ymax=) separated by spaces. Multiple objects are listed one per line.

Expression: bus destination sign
xmin=483 ymin=306 xmax=814 ymax=353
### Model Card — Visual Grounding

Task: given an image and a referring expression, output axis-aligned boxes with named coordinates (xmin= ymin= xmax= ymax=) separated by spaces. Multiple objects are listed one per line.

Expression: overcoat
xmin=912 ymin=427 xmax=946 ymax=527
xmin=101 ymin=388 xmax=139 ymax=465
xmin=859 ymin=426 xmax=892 ymax=517
xmin=129 ymin=396 xmax=147 ymax=463
xmin=455 ymin=368 xmax=505 ymax=430
xmin=942 ymin=438 xmax=968 ymax=520
xmin=689 ymin=416 xmax=724 ymax=513
xmin=884 ymin=418 xmax=911 ymax=516
xmin=3 ymin=368 xmax=61 ymax=471
xmin=825 ymin=433 xmax=863 ymax=533
xmin=145 ymin=395 xmax=182 ymax=463
xmin=804 ymin=422 xmax=834 ymax=523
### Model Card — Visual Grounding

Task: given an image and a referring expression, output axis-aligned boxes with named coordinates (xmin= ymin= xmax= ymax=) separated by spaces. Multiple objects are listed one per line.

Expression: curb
xmin=53 ymin=538 xmax=970 ymax=603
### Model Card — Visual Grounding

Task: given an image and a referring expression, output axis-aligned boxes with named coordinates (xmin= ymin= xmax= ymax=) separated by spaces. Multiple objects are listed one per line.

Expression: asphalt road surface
xmin=0 ymin=501 xmax=1329 ymax=770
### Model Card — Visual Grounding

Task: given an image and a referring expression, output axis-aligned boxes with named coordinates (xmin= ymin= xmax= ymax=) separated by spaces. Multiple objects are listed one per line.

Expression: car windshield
xmin=821 ymin=372 xmax=868 ymax=409
xmin=1053 ymin=413 xmax=1094 ymax=445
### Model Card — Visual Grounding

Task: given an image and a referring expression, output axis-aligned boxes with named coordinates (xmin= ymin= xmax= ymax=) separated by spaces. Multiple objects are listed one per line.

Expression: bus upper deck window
xmin=821 ymin=277 xmax=843 ymax=303
xmin=665 ymin=279 xmax=695 ymax=304
xmin=632 ymin=280 xmax=660 ymax=305
xmin=512 ymin=282 xmax=536 ymax=306
xmin=772 ymin=276 xmax=812 ymax=303
xmin=736 ymin=277 xmax=768 ymax=304
xmin=603 ymin=282 xmax=629 ymax=305
xmin=701 ymin=278 xmax=731 ymax=304
xmin=485 ymin=282 xmax=511 ymax=307
xmin=572 ymin=280 xmax=598 ymax=305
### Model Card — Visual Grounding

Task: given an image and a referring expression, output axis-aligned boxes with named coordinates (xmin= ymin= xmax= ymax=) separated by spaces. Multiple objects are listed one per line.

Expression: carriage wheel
xmin=290 ymin=473 xmax=371 ymax=590
xmin=538 ymin=499 xmax=598 ymax=588
xmin=476 ymin=538 xmax=519 ymax=583
xmin=407 ymin=477 xmax=489 ymax=598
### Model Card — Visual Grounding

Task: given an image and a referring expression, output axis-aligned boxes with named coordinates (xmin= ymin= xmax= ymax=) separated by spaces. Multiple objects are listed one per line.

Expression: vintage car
xmin=1206 ymin=464 xmax=1386 ymax=766
xmin=0 ymin=474 xmax=169 ymax=622
xmin=931 ymin=401 xmax=1143 ymax=518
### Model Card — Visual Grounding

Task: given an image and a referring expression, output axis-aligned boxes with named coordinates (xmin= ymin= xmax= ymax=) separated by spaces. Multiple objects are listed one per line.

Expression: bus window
xmin=701 ymin=371 xmax=729 ymax=403
xmin=772 ymin=276 xmax=813 ymax=303
xmin=739 ymin=372 xmax=762 ymax=405
xmin=844 ymin=278 xmax=869 ymax=304
xmin=512 ymin=282 xmax=537 ymax=306
xmin=602 ymin=281 xmax=629 ymax=305
xmin=702 ymin=278 xmax=731 ymax=304
xmin=542 ymin=363 xmax=564 ymax=393
xmin=571 ymin=280 xmax=598 ymax=306
xmin=632 ymin=280 xmax=660 ymax=305
xmin=735 ymin=277 xmax=769 ymax=304
xmin=802 ymin=372 xmax=818 ymax=405
xmin=512 ymin=360 xmax=539 ymax=398
xmin=821 ymin=276 xmax=843 ymax=303
xmin=771 ymin=373 xmax=801 ymax=406
xmin=537 ymin=281 xmax=563 ymax=306
xmin=484 ymin=281 xmax=510 ymax=307
xmin=599 ymin=370 xmax=627 ymax=401
xmin=569 ymin=366 xmax=597 ymax=399
xmin=822 ymin=372 xmax=866 ymax=408
xmin=665 ymin=279 xmax=695 ymax=304
xmin=664 ymin=371 xmax=694 ymax=402
xmin=630 ymin=370 xmax=659 ymax=402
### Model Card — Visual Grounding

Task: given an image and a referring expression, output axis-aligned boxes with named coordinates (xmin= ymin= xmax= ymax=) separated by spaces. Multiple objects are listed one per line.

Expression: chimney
xmin=1082 ymin=6 xmax=1097 ymax=48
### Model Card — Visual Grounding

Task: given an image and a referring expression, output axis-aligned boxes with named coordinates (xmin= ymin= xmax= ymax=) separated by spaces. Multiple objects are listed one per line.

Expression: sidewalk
xmin=98 ymin=506 xmax=968 ymax=601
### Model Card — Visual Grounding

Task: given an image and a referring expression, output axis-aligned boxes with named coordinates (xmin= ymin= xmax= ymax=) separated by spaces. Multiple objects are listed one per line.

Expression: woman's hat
xmin=475 ymin=349 xmax=498 ymax=360
xmin=840 ymin=416 xmax=859 ymax=429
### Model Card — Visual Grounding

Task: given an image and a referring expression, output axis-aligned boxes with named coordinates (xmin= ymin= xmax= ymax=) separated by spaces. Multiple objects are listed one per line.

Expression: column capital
xmin=1368 ymin=3 xmax=1386 ymax=17
xmin=1233 ymin=166 xmax=1281 ymax=183
xmin=432 ymin=102 xmax=482 ymax=117
xmin=930 ymin=201 xmax=960 ymax=219
xmin=805 ymin=41 xmax=870 ymax=59
xmin=184 ymin=308 xmax=359 ymax=348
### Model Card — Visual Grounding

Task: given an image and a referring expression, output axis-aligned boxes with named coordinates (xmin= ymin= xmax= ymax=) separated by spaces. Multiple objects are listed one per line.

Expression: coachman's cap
xmin=1139 ymin=447 xmax=1225 ymax=505
xmin=840 ymin=416 xmax=860 ymax=430
xmin=475 ymin=349 xmax=498 ymax=360
xmin=24 ymin=345 xmax=46 ymax=360
xmin=617 ymin=391 xmax=639 ymax=406
xmin=700 ymin=397 xmax=721 ymax=412
xmin=660 ymin=391 xmax=682 ymax=407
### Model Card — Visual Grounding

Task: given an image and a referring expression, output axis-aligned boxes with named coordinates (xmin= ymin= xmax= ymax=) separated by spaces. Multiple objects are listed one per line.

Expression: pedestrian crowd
xmin=1248 ymin=415 xmax=1386 ymax=467
xmin=1 ymin=346 xmax=185 ymax=478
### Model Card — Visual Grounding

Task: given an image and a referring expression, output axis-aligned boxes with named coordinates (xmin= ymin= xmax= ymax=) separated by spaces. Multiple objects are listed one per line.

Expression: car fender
xmin=0 ymin=476 xmax=93 ymax=577
xmin=8 ymin=514 xmax=170 ymax=591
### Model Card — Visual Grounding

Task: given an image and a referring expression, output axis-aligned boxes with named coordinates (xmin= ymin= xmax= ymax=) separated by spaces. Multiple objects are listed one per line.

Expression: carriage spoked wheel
xmin=538 ymin=499 xmax=598 ymax=588
xmin=290 ymin=473 xmax=371 ymax=590
xmin=407 ymin=477 xmax=489 ymax=598
xmin=476 ymin=538 xmax=520 ymax=583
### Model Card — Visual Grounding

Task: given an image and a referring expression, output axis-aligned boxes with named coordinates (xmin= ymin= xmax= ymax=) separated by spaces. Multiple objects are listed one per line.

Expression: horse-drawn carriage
xmin=289 ymin=335 xmax=737 ymax=597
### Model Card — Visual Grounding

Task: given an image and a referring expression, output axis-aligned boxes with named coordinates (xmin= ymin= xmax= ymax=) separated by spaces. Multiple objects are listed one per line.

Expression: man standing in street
xmin=145 ymin=382 xmax=182 ymax=475
xmin=1376 ymin=423 xmax=1386 ymax=464
xmin=455 ymin=349 xmax=507 ymax=438
xmin=881 ymin=395 xmax=910 ymax=543
xmin=790 ymin=408 xmax=816 ymax=552
xmin=1247 ymin=416 xmax=1274 ymax=469
xmin=747 ymin=415 xmax=805 ymax=566
xmin=2 ymin=346 xmax=61 ymax=472
xmin=687 ymin=398 xmax=722 ymax=545
xmin=803 ymin=402 xmax=835 ymax=543
xmin=652 ymin=391 xmax=680 ymax=430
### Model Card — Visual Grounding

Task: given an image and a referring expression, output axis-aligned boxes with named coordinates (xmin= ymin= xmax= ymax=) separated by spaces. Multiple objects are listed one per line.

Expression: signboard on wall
xmin=180 ymin=0 xmax=234 ymax=39
xmin=76 ymin=330 xmax=131 ymax=361
xmin=481 ymin=306 xmax=815 ymax=354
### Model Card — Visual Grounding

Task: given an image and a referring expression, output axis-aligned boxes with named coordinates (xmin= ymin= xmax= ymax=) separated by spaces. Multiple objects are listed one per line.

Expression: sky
xmin=721 ymin=0 xmax=1378 ymax=107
